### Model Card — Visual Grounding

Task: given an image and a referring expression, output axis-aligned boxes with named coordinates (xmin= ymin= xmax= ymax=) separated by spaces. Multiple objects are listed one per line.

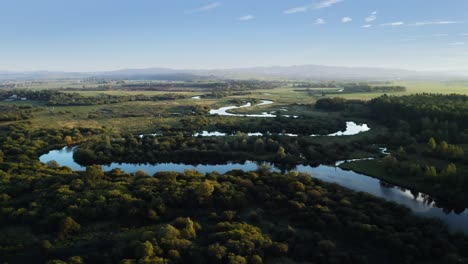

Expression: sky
xmin=1 ymin=0 xmax=467 ymax=72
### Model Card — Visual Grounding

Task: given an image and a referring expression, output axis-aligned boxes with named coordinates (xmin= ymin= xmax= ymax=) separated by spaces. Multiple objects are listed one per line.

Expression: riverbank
xmin=340 ymin=159 xmax=468 ymax=212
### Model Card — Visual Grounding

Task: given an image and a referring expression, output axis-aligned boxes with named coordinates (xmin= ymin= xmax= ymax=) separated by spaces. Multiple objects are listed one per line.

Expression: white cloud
xmin=238 ymin=15 xmax=255 ymax=21
xmin=362 ymin=24 xmax=372 ymax=28
xmin=187 ymin=2 xmax=221 ymax=13
xmin=381 ymin=21 xmax=405 ymax=26
xmin=284 ymin=0 xmax=344 ymax=14
xmin=461 ymin=33 xmax=468 ymax=36
xmin=315 ymin=18 xmax=325 ymax=25
xmin=410 ymin=20 xmax=465 ymax=26
xmin=371 ymin=11 xmax=378 ymax=15
xmin=449 ymin=42 xmax=465 ymax=45
xmin=365 ymin=14 xmax=377 ymax=22
xmin=432 ymin=34 xmax=449 ymax=37
xmin=342 ymin=17 xmax=352 ymax=23
xmin=284 ymin=6 xmax=309 ymax=14
xmin=312 ymin=0 xmax=344 ymax=10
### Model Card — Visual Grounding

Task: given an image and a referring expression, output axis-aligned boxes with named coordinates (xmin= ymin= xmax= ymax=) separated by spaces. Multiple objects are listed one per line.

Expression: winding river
xmin=209 ymin=100 xmax=281 ymax=118
xmin=40 ymin=146 xmax=468 ymax=233
xmin=194 ymin=122 xmax=370 ymax=137
xmin=38 ymin=100 xmax=468 ymax=233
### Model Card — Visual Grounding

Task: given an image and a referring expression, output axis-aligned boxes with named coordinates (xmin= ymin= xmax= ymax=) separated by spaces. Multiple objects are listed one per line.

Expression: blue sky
xmin=1 ymin=0 xmax=467 ymax=72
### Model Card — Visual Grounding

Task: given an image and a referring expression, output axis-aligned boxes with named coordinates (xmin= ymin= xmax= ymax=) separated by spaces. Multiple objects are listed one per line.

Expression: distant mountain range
xmin=1 ymin=65 xmax=466 ymax=81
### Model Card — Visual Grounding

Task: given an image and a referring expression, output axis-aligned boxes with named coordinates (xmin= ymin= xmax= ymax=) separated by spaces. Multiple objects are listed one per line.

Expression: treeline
xmin=426 ymin=138 xmax=465 ymax=161
xmin=365 ymin=140 xmax=468 ymax=209
xmin=294 ymin=82 xmax=342 ymax=88
xmin=47 ymin=93 xmax=186 ymax=106
xmin=315 ymin=98 xmax=368 ymax=113
xmin=71 ymin=80 xmax=283 ymax=92
xmin=0 ymin=123 xmax=104 ymax=163
xmin=293 ymin=82 xmax=406 ymax=93
xmin=200 ymin=91 xmax=253 ymax=99
xmin=0 ymin=105 xmax=43 ymax=122
xmin=0 ymin=90 xmax=186 ymax=106
xmin=343 ymin=84 xmax=406 ymax=93
xmin=73 ymin=130 xmax=379 ymax=168
xmin=73 ymin=134 xmax=301 ymax=166
xmin=207 ymin=116 xmax=346 ymax=135
xmin=369 ymin=94 xmax=468 ymax=143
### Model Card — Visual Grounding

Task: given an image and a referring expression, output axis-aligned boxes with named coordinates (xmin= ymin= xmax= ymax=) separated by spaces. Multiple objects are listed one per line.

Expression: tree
xmin=438 ymin=141 xmax=449 ymax=154
xmin=250 ymin=255 xmax=263 ymax=264
xmin=195 ymin=181 xmax=215 ymax=203
xmin=59 ymin=216 xmax=81 ymax=239
xmin=40 ymin=240 xmax=53 ymax=254
xmin=208 ymin=243 xmax=227 ymax=261
xmin=64 ymin=135 xmax=73 ymax=145
xmin=68 ymin=256 xmax=84 ymax=264
xmin=424 ymin=166 xmax=437 ymax=177
xmin=228 ymin=254 xmax=247 ymax=264
xmin=427 ymin=138 xmax=437 ymax=151
xmin=270 ymin=242 xmax=289 ymax=257
xmin=254 ymin=138 xmax=265 ymax=153
xmin=276 ymin=146 xmax=286 ymax=160
xmin=47 ymin=160 xmax=60 ymax=168
xmin=136 ymin=241 xmax=154 ymax=258
xmin=442 ymin=163 xmax=457 ymax=176
xmin=84 ymin=165 xmax=104 ymax=180
xmin=147 ymin=209 xmax=159 ymax=221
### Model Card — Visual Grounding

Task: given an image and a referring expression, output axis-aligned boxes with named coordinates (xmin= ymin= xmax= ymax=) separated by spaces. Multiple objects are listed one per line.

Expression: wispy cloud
xmin=365 ymin=11 xmax=377 ymax=22
xmin=410 ymin=20 xmax=465 ymax=26
xmin=342 ymin=17 xmax=352 ymax=23
xmin=187 ymin=2 xmax=221 ymax=14
xmin=284 ymin=6 xmax=309 ymax=14
xmin=313 ymin=0 xmax=344 ymax=10
xmin=381 ymin=21 xmax=405 ymax=26
xmin=461 ymin=33 xmax=468 ymax=36
xmin=365 ymin=15 xmax=376 ymax=22
xmin=284 ymin=0 xmax=344 ymax=14
xmin=238 ymin=15 xmax=255 ymax=21
xmin=362 ymin=24 xmax=372 ymax=28
xmin=449 ymin=42 xmax=465 ymax=45
xmin=315 ymin=18 xmax=326 ymax=25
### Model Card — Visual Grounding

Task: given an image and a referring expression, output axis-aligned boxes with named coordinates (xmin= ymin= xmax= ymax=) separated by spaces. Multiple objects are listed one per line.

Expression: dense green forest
xmin=0 ymin=123 xmax=467 ymax=263
xmin=72 ymin=131 xmax=380 ymax=168
xmin=2 ymin=91 xmax=468 ymax=263
xmin=181 ymin=115 xmax=347 ymax=135
xmin=336 ymin=94 xmax=468 ymax=209
xmin=369 ymin=94 xmax=468 ymax=142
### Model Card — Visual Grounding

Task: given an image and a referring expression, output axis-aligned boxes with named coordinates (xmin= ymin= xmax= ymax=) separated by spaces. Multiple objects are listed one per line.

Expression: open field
xmin=3 ymin=79 xmax=467 ymax=134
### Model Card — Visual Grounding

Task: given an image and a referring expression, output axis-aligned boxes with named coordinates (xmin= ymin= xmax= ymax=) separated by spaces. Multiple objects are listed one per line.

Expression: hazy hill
xmin=1 ymin=65 xmax=466 ymax=81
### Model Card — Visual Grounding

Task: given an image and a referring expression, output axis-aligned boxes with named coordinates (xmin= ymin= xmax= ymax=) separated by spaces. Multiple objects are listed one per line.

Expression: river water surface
xmin=38 ymin=99 xmax=468 ymax=232
xmin=40 ymin=146 xmax=468 ymax=233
